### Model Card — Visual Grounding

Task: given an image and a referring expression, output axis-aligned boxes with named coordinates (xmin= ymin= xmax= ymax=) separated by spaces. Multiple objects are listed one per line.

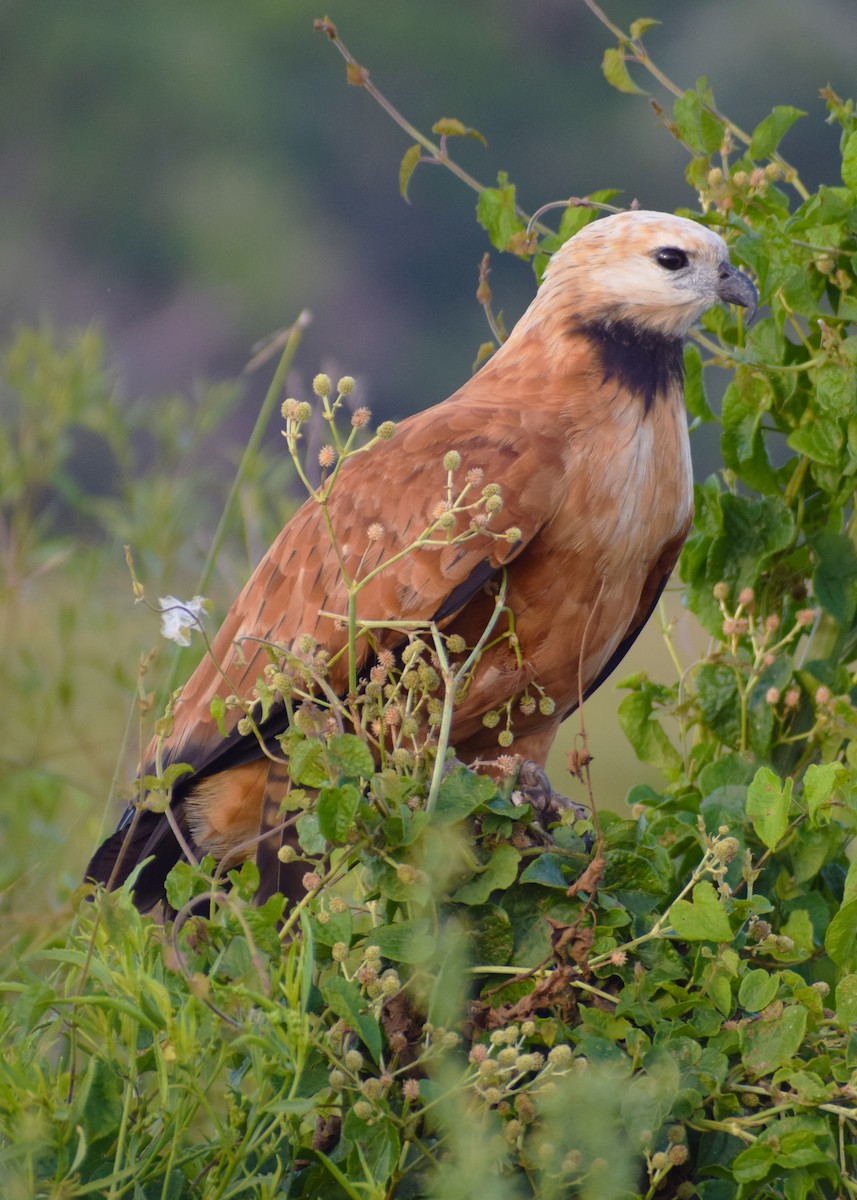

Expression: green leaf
xmin=704 ymin=494 xmax=795 ymax=606
xmin=472 ymin=340 xmax=496 ymax=370
xmin=840 ymin=129 xmax=857 ymax=190
xmin=328 ymin=733 xmax=375 ymax=780
xmin=629 ymin=17 xmax=660 ymax=38
xmin=344 ymin=1109 xmax=401 ymax=1181
xmin=669 ymin=881 xmax=733 ymax=942
xmin=617 ymin=687 xmax=681 ymax=771
xmin=814 ymin=361 xmax=853 ymax=417
xmin=720 ymin=378 xmax=779 ymax=493
xmin=164 ymin=860 xmax=202 ymax=911
xmin=462 ymin=902 xmax=515 ymax=964
xmin=691 ymin=496 xmax=792 ymax=628
xmin=519 ymin=852 xmax=572 ymax=889
xmin=296 ymin=811 xmax=326 ymax=855
xmin=746 ymin=767 xmax=792 ymax=851
xmin=696 ymin=663 xmax=741 ymax=747
xmin=749 ymin=106 xmax=805 ymax=158
xmin=747 ymin=655 xmax=794 ymax=757
xmin=812 ymin=531 xmax=857 ymax=625
xmin=370 ymin=861 xmax=431 ymax=905
xmin=476 ymin=172 xmax=524 ymax=252
xmin=601 ymin=47 xmax=645 ymax=95
xmin=772 ymin=1069 xmax=835 ymax=1105
xmin=431 ymin=117 xmax=486 ymax=145
xmin=279 ymin=786 xmax=309 ymax=814
xmin=315 ymin=783 xmax=360 ymax=844
xmin=834 ymin=973 xmax=857 ymax=1027
xmin=398 ymin=143 xmax=421 ymax=202
xmin=310 ymin=1149 xmax=364 ymax=1200
xmin=776 ymin=908 xmax=816 ymax=965
xmin=286 ymin=735 xmax=329 ymax=788
xmin=787 ymin=417 xmax=843 ymax=467
xmin=367 ymin=918 xmax=436 ymax=963
xmin=321 ymin=975 xmax=382 ymax=1062
xmin=602 ymin=849 xmax=669 ymax=915
xmin=673 ymin=81 xmax=723 ymax=154
xmin=140 ymin=761 xmax=194 ymax=794
xmin=824 ymin=897 xmax=857 ymax=967
xmin=311 ymin=901 xmax=353 ymax=948
xmin=554 ymin=190 xmax=620 ymax=244
xmin=683 ymin=344 xmax=715 ymax=422
xmin=79 ymin=1057 xmax=124 ymax=1141
xmin=738 ymin=968 xmax=779 ymax=1012
xmin=253 ymin=676 xmax=276 ymax=725
xmin=803 ymin=761 xmax=848 ymax=825
xmin=704 ymin=961 xmax=735 ymax=1017
xmin=381 ymin=800 xmax=429 ymax=849
xmin=485 ymin=793 xmax=530 ymax=820
xmin=844 ymin=855 xmax=857 ymax=905
xmin=788 ymin=828 xmax=831 ymax=888
xmin=432 ymin=117 xmax=466 ymax=136
xmin=433 ymin=767 xmax=496 ymax=825
xmin=698 ymin=751 xmax=755 ymax=794
xmin=739 ymin=1005 xmax=807 ymax=1074
xmin=209 ymin=694 xmax=227 ymax=737
xmin=733 ymin=1140 xmax=775 ymax=1182
xmin=452 ymin=843 xmax=521 ymax=904
xmin=227 ymin=858 xmax=260 ymax=901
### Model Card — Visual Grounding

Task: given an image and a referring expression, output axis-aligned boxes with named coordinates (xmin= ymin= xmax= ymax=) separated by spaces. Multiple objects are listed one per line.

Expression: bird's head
xmin=531 ymin=209 xmax=757 ymax=339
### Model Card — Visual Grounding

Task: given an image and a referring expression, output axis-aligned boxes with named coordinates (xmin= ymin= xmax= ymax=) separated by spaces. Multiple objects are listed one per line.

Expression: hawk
xmin=87 ymin=210 xmax=757 ymax=909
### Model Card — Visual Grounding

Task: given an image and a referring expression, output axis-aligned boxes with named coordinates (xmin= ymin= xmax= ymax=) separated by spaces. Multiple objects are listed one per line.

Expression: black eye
xmin=656 ymin=247 xmax=690 ymax=271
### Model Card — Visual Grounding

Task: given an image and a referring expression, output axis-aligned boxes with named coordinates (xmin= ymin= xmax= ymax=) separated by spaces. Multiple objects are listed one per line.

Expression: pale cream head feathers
xmin=526 ymin=209 xmax=757 ymax=338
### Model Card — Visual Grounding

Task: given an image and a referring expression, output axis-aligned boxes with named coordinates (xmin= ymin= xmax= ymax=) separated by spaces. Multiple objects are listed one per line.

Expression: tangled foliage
xmin=4 ymin=9 xmax=857 ymax=1200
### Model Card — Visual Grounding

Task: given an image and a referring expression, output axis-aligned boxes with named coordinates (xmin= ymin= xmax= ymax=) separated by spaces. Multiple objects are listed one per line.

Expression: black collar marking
xmin=574 ymin=318 xmax=685 ymax=415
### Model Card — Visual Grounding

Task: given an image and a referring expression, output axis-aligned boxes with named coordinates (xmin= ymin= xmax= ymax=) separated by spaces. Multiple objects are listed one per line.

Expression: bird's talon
xmin=514 ymin=759 xmax=588 ymax=824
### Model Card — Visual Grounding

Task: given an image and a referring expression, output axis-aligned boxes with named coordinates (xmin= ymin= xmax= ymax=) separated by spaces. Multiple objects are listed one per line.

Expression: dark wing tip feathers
xmin=85 ymin=809 xmax=188 ymax=912
xmin=431 ymin=557 xmax=502 ymax=624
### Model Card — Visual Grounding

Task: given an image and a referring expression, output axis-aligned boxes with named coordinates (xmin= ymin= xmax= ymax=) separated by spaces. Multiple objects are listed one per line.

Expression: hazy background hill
xmin=2 ymin=0 xmax=854 ymax=407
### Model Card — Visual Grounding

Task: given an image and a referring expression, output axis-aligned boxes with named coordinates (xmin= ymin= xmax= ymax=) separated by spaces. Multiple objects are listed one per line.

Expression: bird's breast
xmin=574 ymin=384 xmax=693 ymax=566
xmin=449 ymin=384 xmax=693 ymax=746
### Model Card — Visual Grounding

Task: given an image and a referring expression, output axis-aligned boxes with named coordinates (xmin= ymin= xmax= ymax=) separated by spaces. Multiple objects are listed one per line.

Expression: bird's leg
xmin=512 ymin=759 xmax=589 ymax=826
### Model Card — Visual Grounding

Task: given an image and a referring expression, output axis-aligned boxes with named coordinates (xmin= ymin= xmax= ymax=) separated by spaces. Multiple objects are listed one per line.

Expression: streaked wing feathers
xmin=157 ymin=353 xmax=571 ymax=780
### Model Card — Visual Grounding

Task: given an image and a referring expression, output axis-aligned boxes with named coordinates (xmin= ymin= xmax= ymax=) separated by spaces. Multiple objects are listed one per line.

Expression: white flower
xmin=158 ymin=595 xmax=207 ymax=646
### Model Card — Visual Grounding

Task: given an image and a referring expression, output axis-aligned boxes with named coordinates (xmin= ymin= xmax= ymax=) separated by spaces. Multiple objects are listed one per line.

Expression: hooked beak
xmin=717 ymin=261 xmax=758 ymax=323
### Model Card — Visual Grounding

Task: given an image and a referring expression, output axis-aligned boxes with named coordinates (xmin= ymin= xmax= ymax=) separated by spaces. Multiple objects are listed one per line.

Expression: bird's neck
xmin=571 ymin=318 xmax=685 ymax=415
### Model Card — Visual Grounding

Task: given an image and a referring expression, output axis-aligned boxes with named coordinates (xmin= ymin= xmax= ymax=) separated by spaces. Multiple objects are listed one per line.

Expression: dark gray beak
xmin=717 ymin=261 xmax=758 ymax=323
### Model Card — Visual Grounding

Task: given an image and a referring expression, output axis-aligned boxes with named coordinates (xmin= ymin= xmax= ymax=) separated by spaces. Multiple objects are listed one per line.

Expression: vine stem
xmin=314 ymin=18 xmax=557 ymax=236
xmin=656 ymin=597 xmax=685 ymax=680
xmin=587 ymin=847 xmax=717 ymax=969
xmin=315 ymin=20 xmax=485 ymax=195
xmin=424 ymin=575 xmax=509 ymax=817
xmin=581 ymin=0 xmax=810 ymax=200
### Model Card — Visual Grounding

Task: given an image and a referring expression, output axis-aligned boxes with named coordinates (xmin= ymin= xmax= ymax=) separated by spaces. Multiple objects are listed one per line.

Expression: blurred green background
xmin=3 ymin=0 xmax=855 ymax=400
xmin=1 ymin=0 xmax=854 ymax=925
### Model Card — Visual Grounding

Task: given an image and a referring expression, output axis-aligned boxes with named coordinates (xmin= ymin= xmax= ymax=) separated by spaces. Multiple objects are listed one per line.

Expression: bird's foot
xmin=512 ymin=760 xmax=588 ymax=826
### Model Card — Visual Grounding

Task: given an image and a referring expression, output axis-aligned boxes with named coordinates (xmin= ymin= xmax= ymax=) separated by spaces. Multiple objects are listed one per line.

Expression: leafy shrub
xmin=3 ymin=9 xmax=857 ymax=1199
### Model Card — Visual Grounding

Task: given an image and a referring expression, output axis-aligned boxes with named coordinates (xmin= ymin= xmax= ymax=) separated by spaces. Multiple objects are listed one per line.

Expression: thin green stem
xmin=162 ymin=310 xmax=311 ymax=699
xmin=581 ymin=0 xmax=810 ymax=200
xmin=316 ymin=19 xmax=557 ymax=236
xmin=347 ymin=589 xmax=359 ymax=694
xmin=656 ymin=597 xmax=685 ymax=681
xmin=588 ymin=848 xmax=717 ymax=968
xmin=423 ymin=576 xmax=509 ymax=817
